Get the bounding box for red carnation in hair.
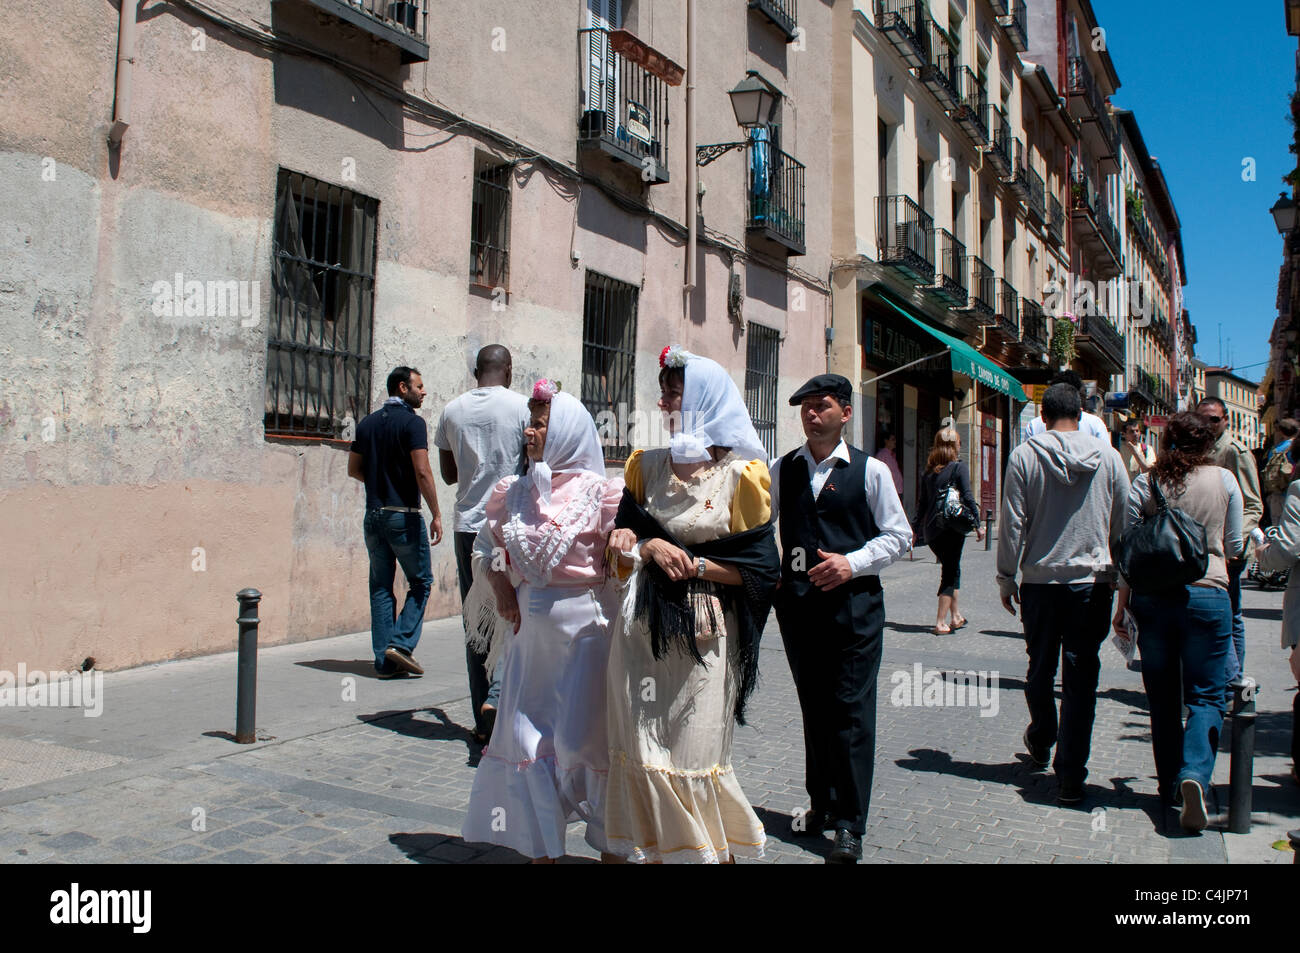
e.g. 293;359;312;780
659;346;671;369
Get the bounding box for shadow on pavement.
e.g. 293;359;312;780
296;659;385;677
885;622;945;635
358;706;483;766
751;805;832;861
976;628;1024;640
389;832;600;864
1241;607;1283;621
1096;687;1149;711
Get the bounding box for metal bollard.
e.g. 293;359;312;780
984;509;993;551
235;588;262;744
1226;676;1257;834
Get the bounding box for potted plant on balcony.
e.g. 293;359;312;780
1050;312;1077;368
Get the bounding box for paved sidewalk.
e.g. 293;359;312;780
0;546;1295;863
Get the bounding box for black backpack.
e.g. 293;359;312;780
1116;476;1209;593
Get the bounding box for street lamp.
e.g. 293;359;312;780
1271;192;1298;234
696;75;778;165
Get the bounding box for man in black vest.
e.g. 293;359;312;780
771;374;912;863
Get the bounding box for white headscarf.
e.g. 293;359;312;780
527;390;606;504
669;352;770;464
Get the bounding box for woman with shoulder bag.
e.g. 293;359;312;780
1251;470;1300;785
1111;411;1242;831
914;427;983;635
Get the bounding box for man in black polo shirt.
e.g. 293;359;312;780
349;366;444;678
771;374;912;863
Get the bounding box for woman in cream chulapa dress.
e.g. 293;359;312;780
604;348;778;863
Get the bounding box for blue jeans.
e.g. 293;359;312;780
1223;559;1246;685
1132;585;1231;796
364;510;433;672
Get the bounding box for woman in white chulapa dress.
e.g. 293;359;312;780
460;382;622;861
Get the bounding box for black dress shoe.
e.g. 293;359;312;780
792;809;830;837
827;828;862;864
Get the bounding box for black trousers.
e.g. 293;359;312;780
455;531;496;735
1020;581;1113;785
777;589;885;835
928;529;966;597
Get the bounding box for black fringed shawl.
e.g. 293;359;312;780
614;488;780;725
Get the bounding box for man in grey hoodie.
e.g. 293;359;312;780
997;383;1130;804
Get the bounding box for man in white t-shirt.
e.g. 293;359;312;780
434;345;530;744
1024;370;1111;443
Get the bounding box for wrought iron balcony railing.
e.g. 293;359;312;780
1048;193;1065;246
874;0;929;67
986;104;1014;177
1077;313;1124;371
952;68;990;147
964;254;996;317
1021;299;1047;351
998;0;1027;51
1067;55;1117;164
302;0;429;63
749;0;799;42
877;195;935;283
994;279;1020;342
918;19;960;108
749;142;806;255
926;227;967;305
1012;142;1046;222
578;28;671;183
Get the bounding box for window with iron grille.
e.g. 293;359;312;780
470;158;511;289
581;271;638;462
745;323;780;459
265;169;377;439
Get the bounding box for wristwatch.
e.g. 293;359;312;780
696;557;708;578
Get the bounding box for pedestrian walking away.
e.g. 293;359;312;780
1198;397;1263;691
771;373;912;863
1112;410;1241;832
1023;369;1111;444
348;365;444;678
913;427;983;635
997;383;1129;806
603;346;780;864
1260;417;1298;528
460;383;623;862
435;344;530;743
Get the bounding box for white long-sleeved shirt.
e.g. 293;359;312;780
769;440;913;578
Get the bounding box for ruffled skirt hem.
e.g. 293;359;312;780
462;753;608;859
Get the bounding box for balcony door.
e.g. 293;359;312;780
585;0;623;137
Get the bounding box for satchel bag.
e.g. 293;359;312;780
1116;477;1208;593
932;464;979;535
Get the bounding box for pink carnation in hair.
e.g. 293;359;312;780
532;378;559;402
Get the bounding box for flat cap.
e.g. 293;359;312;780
789;373;853;406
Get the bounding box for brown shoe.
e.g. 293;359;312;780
384;647;424;676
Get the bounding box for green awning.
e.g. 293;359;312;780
878;297;1028;402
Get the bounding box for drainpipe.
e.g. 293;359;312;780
684;0;697;303
109;0;137;148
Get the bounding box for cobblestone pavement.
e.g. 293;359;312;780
1;546;1295;864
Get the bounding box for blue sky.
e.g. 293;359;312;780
1092;0;1293;382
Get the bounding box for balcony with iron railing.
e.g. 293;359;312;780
578;28;671;183
299;0;429;62
918;19;960;109
1066;56;1118;171
1020;299;1048;353
1010;141;1046;221
874;0;929;67
749;0;799;42
986;104;1014;178
925;227;967;306
877;195;935;283
960;254;997;319
1128;365;1155;406
1076;313;1124;373
749;141;806;255
1048;193;1065;246
988;279;1020;346
952;68;990;148
998;0;1028;52
1069;160;1121;279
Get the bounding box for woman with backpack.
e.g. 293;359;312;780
914;427;982;635
1111;411;1243;832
